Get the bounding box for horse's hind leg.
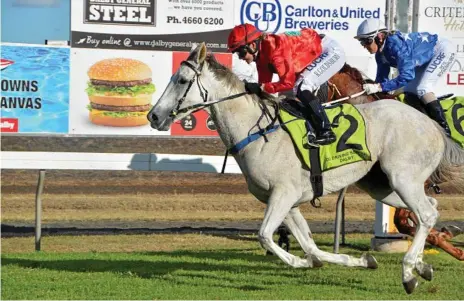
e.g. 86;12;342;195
390;180;439;294
259;187;319;268
283;207;377;268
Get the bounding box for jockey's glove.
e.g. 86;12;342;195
244;81;263;95
363;83;382;95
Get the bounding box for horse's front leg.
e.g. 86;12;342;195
258;187;317;268
284;207;377;269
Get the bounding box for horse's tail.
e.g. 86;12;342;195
430;126;464;192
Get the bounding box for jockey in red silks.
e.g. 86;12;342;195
355;18;455;136
227;23;346;146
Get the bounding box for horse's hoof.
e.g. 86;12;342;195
403;278;418;294
306;254;323;268
361;253;378;270
362;253;378;269
418;264;433;281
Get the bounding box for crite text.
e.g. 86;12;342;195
88;5;152;23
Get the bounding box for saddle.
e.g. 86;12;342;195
278;96;372;204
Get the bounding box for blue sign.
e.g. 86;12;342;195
240;0;381;33
0;44;70;133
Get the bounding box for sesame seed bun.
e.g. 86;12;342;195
87;58;152;81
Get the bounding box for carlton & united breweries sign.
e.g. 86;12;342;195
84;0;156;26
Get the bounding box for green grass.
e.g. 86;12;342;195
2;234;463;300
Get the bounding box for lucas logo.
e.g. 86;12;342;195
426;52;446;73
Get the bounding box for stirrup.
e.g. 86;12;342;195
314;132;336;145
306;132;320;148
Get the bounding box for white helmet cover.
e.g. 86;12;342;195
355;18;388;39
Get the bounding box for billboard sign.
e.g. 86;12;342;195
1;44;70;134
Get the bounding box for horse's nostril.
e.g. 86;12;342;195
148;113;158;123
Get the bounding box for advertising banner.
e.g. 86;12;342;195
416;0;464;97
69;48;172;135
0;44;70;134
70;0;234;53
70;0;235;136
235;0;386;79
170;52;232;136
68;0;387;137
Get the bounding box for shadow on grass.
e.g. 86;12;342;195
2;249;277;278
2;247;387;293
210;233;371;253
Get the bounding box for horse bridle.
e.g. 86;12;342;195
170;60;208;117
169;59;248;117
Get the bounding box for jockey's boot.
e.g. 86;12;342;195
298;90;336;145
425;100;451;137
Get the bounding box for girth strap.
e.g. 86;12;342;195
309;146;323;207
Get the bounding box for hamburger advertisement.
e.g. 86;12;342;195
69;49;172;135
86;58;155;127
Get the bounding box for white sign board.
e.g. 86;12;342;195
416;0;464;96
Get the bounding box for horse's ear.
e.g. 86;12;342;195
187;43;202;62
198;42;207;64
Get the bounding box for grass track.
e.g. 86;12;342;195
2;233;463;300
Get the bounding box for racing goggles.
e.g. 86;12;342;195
234;45;251;59
358;37;374;46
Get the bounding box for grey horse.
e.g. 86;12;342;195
148;43;464;294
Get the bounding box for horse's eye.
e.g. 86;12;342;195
179;78;188;85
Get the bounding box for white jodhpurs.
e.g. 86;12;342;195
403;37;456;98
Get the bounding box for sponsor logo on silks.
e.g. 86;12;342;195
279;103;371;171
0;118;19;132
426;52;446;73
0;59;14;71
284;31;301;36
313;53;341;77
305;52;330;72
240;0;381;33
440;97;464;148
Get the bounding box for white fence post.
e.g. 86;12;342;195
35;170;46;251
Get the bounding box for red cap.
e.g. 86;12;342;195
227;23;262;52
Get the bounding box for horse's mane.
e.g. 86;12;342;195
339;63;397;100
205;54;279;105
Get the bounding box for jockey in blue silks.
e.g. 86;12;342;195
355;18;455;136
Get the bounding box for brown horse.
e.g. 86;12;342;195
326;64;463;261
